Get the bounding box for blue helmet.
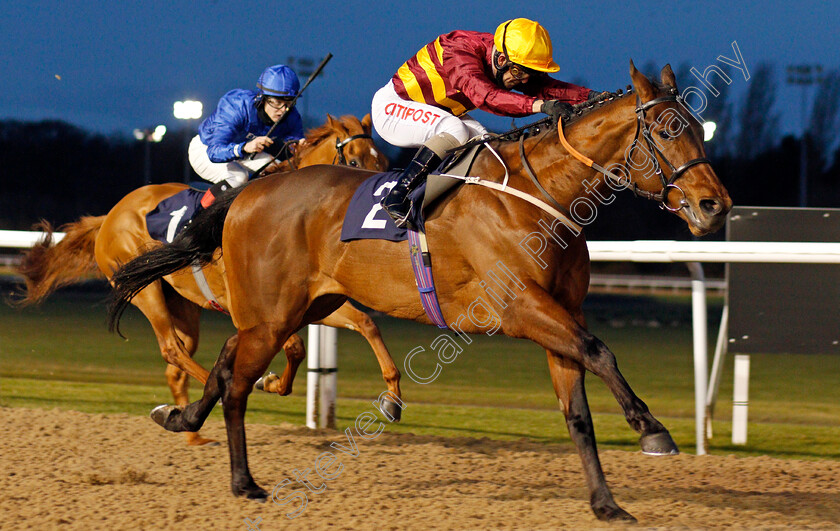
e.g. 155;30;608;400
256;64;300;98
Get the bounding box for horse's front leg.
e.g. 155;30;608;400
580;331;679;455
504;287;675;521
319;302;403;420
517;288;677;454
546;351;635;522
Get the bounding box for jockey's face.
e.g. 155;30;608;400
500;66;532;89
492;50;534;89
263;97;292;121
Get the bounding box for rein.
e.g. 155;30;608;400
258;132;373;176
435;90;711;227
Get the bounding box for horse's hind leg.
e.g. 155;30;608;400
164;290;218;446
257;333;306;395
152;333;239;434
319;301;403;419
128;281;211;384
546;351;635;522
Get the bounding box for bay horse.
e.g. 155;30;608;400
15;114;399;446
107;63;731;521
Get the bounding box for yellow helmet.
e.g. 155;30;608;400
494;18;560;73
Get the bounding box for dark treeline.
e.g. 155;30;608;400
2;63;839;239
0;120;195;230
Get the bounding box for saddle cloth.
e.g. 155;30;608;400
146;188;204;243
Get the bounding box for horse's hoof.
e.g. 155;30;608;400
593;503;636;522
254;372;279;392
640;431;680;456
380;396;402;422
234;484;269;503
151;404;178;428
246;490;268;503
151;404;189;432
185;433;220;447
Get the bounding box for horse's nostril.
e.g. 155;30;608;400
699;198;723;216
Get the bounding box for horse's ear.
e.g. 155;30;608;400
660;64;677;89
326;114;339;129
629;59;656;101
361;113;372;134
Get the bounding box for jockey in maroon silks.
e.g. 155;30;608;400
371;18;601;228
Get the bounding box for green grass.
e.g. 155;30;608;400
2;286;839;460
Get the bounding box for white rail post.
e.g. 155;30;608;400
732;354;750;444
705;304;729;439
686;262;708;455
319;326;338;429
306;325;321;429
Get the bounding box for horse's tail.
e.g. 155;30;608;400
12;216;105;306
107;187;243;334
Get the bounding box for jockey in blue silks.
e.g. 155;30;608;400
188;64;305;207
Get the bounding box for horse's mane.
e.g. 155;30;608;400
564;88;636;126
297;115;361;158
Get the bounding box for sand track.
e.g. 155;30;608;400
2;407;839;530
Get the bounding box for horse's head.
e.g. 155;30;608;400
626;60;732;235
298;114;389;171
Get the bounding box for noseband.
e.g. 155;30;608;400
333;134;373;165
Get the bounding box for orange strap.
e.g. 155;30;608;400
557;120;595;168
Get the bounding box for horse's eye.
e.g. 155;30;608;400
658;130;672;140
349;160;359;167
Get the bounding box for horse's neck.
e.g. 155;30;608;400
483;98;637;211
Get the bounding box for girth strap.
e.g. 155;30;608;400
190;262;228;314
407;229;448;328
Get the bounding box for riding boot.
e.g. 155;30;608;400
380;146;442;228
200;179;234;209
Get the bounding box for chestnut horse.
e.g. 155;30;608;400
16;114;399;446
108;64;731;521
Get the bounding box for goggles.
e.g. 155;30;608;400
264;96;295;110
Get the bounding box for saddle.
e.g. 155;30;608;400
340;141;485;242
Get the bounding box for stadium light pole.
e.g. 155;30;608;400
786;64;824;207
173;100;203;182
133;125;167;186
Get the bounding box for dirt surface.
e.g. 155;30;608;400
2;407;839;530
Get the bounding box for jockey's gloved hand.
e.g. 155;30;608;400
541;100;573;123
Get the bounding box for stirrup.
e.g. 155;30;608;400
382;201;414;229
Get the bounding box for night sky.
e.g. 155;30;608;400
2;1;837;140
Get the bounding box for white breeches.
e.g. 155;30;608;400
187;135;274;186
371;80;487;149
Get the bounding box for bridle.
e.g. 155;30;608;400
549;89;711;212
333;133;373;166
625;89;712;211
